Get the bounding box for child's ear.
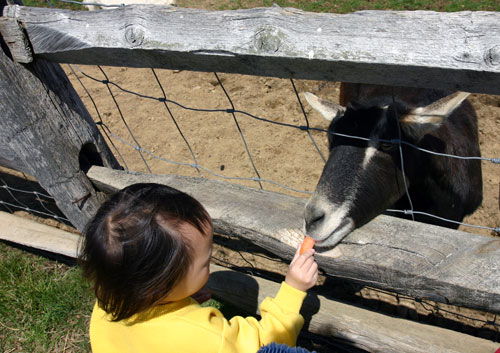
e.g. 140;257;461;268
399;92;470;141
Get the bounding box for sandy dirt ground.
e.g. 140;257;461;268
62;0;500;237
65;65;500;238
2;2;499;350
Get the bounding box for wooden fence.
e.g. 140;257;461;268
1;2;500;352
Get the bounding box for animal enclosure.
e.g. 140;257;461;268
1;2;500;352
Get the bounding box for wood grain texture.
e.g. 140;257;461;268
1;210;497;353
0;211;80;257
0;39;120;231
87;166;500;314
0;16;32;63
2;5;500;93
208;266;499;353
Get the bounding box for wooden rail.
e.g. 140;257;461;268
1;5;500;94
87;166;500;315
1;210;498;353
1;4;500;350
0;22;120;231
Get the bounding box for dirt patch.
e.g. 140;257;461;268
59;0;500;237
65;65;500;237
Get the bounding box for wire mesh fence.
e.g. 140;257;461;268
1;0;500;345
65;63;500;235
0;168;70;225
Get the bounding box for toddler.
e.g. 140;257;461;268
79;183;318;353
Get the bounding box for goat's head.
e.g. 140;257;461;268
303;91;470;250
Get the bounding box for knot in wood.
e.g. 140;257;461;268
124;26;145;47
253;27;283;54
484;45;500;66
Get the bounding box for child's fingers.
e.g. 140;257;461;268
289;250;317;280
300;255;317;274
293;248;316;268
306;261;318;277
299;248;316;262
290;243;302;264
285;249;319;291
301;253;318;272
302;260;318;284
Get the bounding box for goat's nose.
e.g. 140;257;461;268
305;203;325;231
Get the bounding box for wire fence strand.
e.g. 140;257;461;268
66;64;499;234
210;240;500;337
1;0;498;342
0;178;70;222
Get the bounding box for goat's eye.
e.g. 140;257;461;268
380;142;395;151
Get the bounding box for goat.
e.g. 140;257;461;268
304;83;483;250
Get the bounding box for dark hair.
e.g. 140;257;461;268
78;183;211;321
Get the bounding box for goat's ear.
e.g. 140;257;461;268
304;92;346;122
399;92;470;140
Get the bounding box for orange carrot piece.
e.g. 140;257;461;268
299;236;316;254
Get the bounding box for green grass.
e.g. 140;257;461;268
20;0;85;10
0;242;93;353
0;241;244;353
19;0;500;11
215;0;500;12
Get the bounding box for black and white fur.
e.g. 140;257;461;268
304;85;483;250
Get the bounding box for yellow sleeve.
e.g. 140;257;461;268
217;281;307;353
89;282;306;353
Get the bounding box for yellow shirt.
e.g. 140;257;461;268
89;282;307;353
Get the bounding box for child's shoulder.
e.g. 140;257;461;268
151;299;227;338
152;298;225;323
178;298;226;324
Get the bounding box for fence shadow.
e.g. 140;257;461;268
320;276;500;342
211;232;500;343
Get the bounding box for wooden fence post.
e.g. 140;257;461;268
0;1;120;231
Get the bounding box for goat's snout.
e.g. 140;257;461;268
304;201;327;236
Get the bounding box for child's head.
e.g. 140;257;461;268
79;183;212;321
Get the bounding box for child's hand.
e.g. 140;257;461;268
285;244;318;292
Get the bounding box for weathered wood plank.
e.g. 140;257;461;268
0;211;80;258
87;165;500;314
209;267;499;353
2;5;500;94
1;210;498;353
0;31;121;231
0;16;32;63
0;145;30;174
